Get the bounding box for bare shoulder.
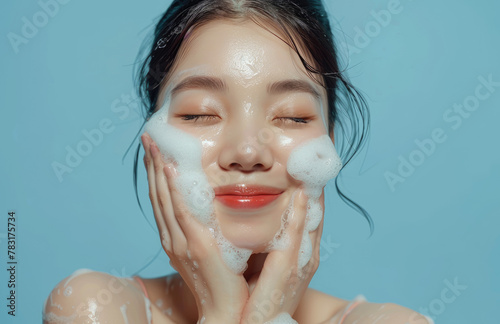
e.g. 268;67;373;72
43;269;150;324
295;289;432;324
331;298;433;324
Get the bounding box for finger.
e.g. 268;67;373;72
150;138;187;255
244;189;309;315
302;194;325;277
142;133;171;251
163;163;214;255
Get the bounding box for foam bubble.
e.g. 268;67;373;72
305;199;322;232
298;231;312;270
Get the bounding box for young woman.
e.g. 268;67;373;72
43;1;433;323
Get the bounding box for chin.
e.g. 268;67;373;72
218;220;280;252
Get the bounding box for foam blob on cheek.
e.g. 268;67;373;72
286;135;342;269
143;96;251;273
144;102;215;225
286;135;342;198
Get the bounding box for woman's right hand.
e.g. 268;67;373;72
141;132;249;324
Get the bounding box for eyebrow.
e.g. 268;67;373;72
170;75;321;101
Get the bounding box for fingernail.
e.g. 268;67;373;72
164;164;175;178
141;133;148;145
170;164;178;177
164;165;171;178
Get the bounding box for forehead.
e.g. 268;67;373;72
164;19;321;92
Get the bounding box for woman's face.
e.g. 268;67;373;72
155;19;332;252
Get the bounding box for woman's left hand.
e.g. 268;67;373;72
241;189;322;324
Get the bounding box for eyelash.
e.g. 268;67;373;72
276;117;309;124
180;115;310;124
180;114;218;122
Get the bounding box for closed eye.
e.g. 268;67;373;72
179;114;219;122
179;115;311;125
275;117;311;125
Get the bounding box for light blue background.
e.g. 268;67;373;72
1;0;499;323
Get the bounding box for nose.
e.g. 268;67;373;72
218;124;274;172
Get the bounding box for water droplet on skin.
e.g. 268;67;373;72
193;273;198;279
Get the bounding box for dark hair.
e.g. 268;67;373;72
126;0;373;272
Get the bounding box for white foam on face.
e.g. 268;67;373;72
145;102;215;225
263;312;298;324
287;135;342;199
144;89;252;274
286;135;342;272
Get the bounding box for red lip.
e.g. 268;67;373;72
214;185;284;209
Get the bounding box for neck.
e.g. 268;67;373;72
244;253;268;293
